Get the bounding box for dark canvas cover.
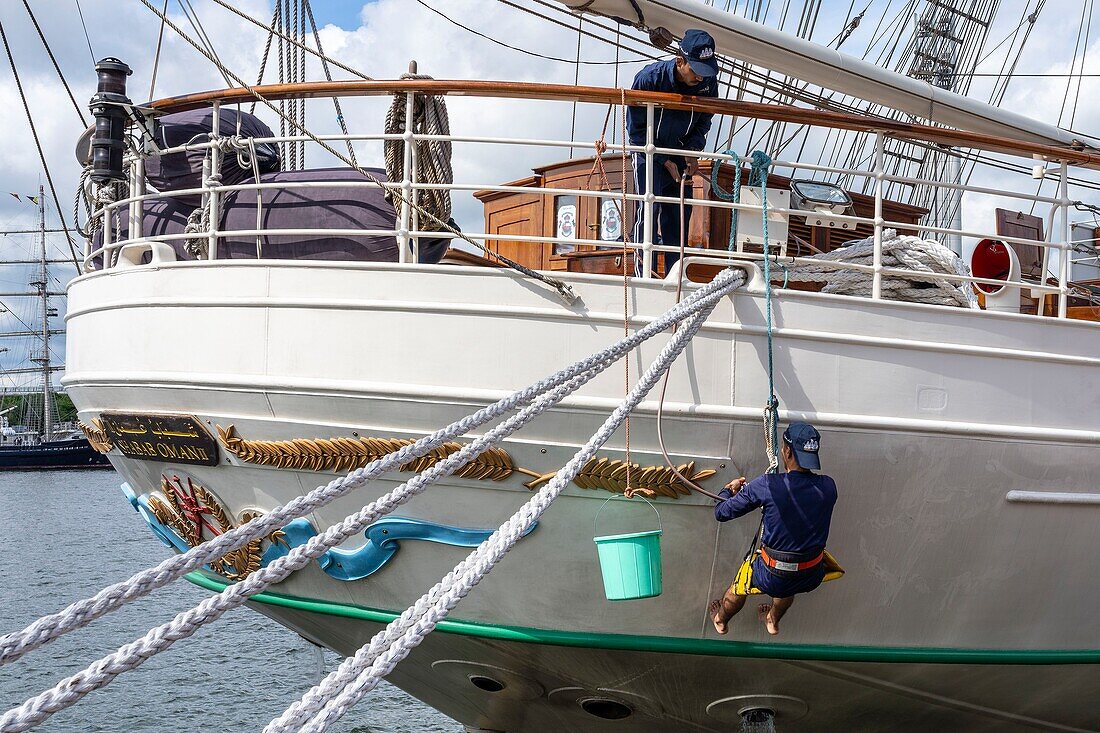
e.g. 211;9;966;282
218;168;451;264
144;108;281;205
91;167;450;267
88;196;195;269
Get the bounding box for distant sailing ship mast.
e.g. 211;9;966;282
27;184;53;442
0;185;68;444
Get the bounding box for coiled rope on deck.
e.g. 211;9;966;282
0;269;745;733
785;230;977;308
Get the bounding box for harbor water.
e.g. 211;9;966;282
0;469;457;732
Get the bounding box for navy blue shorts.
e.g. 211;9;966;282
750;556;826;598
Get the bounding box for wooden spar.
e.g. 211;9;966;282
146;79;1100;168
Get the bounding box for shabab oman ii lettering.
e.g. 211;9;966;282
99;412;220;466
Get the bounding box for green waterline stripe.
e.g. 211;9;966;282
185;572;1100;665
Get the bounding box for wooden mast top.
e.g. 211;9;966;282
147;79;1100;168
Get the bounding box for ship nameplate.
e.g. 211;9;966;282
100;413;218;466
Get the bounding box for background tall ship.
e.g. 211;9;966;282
0;186;106;469
3;0;1099;730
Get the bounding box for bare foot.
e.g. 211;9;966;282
758;604;779;635
708;599;728;635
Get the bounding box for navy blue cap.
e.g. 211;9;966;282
783;422;821;470
679;30;719;78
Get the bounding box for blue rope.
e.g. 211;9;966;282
748;150;781;472
709;150;742;253
712;150;781;471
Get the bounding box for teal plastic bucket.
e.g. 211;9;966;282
593;495;663;601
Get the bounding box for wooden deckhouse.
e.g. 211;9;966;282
476;156;927;276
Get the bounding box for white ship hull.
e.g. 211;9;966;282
64;260;1100;731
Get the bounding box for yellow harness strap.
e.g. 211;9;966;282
730;549;845;596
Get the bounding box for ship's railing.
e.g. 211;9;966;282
83;80;1100;318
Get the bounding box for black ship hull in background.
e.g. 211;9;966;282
0;438;109;469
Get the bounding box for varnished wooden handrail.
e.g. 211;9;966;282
149;79;1100;168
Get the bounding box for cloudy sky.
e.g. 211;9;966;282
0;0;1096;387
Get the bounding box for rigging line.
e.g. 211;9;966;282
959;72;1100;76
1069;0;1094;129
137;0;578;303
292;0;300;171
178;0;233;88
1057;0;1090;127
974;2;1028;66
512;0;661;60
421;0;646;65
299;0;307;168
0;20;81;273
206;0;371;80
985;1;1039;80
149;0;170;100
505;0;817;111
249;0;280;116
570;14;583;158
515;0;847;109
73;0;96;65
993;0;1046;101
20;0;88;128
278;0;287;164
303;0;356;166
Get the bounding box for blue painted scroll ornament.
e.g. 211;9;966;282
259;516;537;581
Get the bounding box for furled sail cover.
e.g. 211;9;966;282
144;108;281;205
90;167;451;268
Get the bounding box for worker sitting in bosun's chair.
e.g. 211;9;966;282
709;422;837;636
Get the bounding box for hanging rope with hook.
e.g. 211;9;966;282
585;92;637;496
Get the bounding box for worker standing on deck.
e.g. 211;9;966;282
708;423;837;636
627;29;719;276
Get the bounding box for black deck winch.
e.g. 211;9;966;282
88;57;132;183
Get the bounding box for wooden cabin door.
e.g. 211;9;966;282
995;208;1045;280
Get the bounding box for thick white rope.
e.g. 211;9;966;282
0;266;742;671
0;369;595;732
0;269;744;733
786;230;977;308
272;287;725;733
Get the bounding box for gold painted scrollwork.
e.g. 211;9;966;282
215;425;720;500
217;424;541;483
80;419;113;453
147;475;284;581
522;457;717;498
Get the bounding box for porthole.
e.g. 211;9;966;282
468;675;506;693
580;698;632;720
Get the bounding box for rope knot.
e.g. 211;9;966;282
749;150;772;186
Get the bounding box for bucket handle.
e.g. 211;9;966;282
593;493;662;538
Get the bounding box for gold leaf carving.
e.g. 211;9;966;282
148;475;277;582
523;458;717;499
217;424;536;483
80;418;113;453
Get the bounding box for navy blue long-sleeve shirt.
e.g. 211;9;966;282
714;472;837;554
626;59;718;152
